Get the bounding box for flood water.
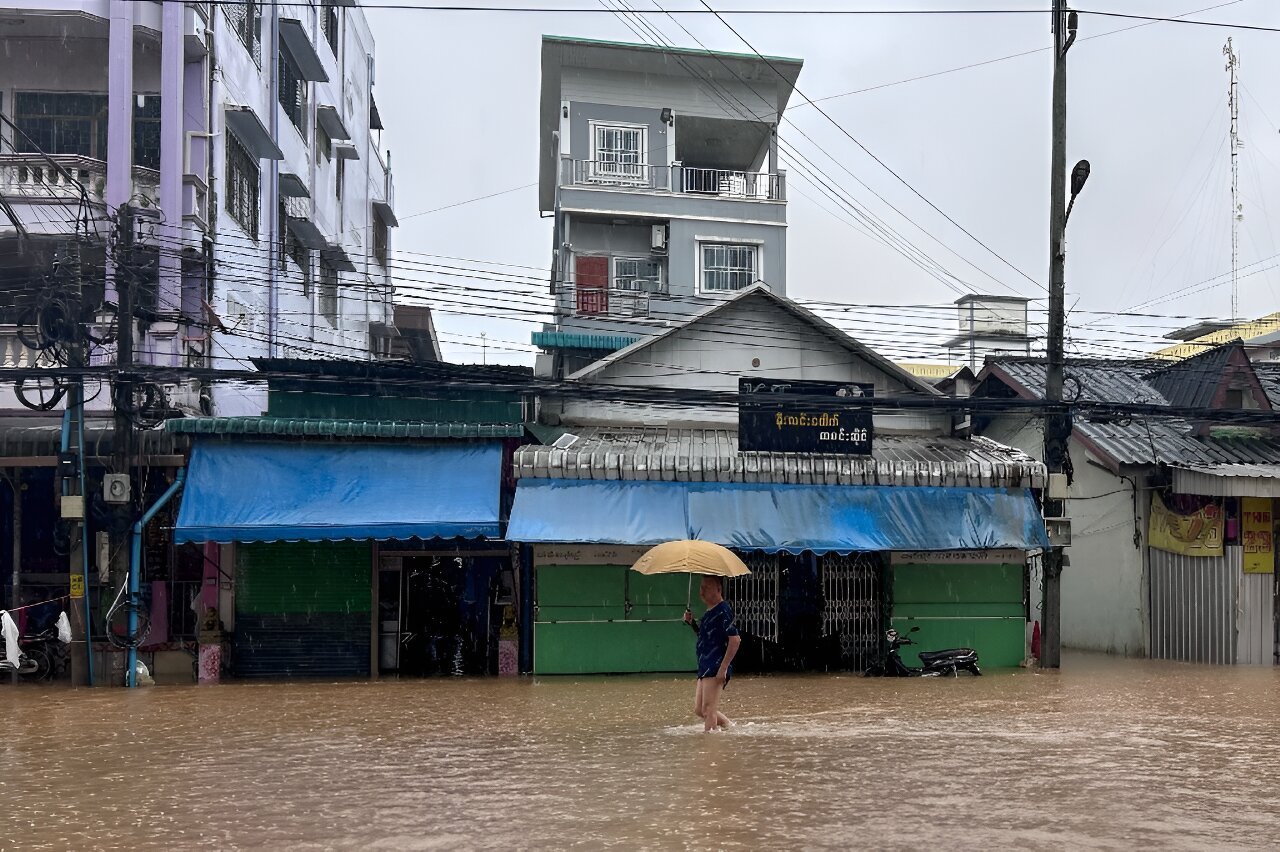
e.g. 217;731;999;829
3;653;1278;850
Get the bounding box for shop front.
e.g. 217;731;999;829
508;428;1050;675
173;439;508;679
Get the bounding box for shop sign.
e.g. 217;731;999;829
891;549;1026;565
738;378;874;454
533;544;651;566
69;573;84;599
1241;497;1274;574
1148;494;1224;557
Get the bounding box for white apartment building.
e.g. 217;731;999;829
0;0;398;417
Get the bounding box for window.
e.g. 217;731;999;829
336;156;344;202
278;48;308;136
612;257;663;293
373;213;388;268
13;92;161;169
225;133;260;238
319;260;339;324
280;199;312;294
225;1;262;63
589;122;646;183
699;243;759;293
316;124;332;162
321;1;340;56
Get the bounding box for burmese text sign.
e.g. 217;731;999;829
738;378;874;454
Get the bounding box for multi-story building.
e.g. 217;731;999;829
0;0;398;416
532;36;802;378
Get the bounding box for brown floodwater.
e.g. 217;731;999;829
3;652;1278;850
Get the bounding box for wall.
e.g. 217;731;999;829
561;66;778;122
982;416;1147;656
568;102;669;170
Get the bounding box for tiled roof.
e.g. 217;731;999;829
164;417;523;439
530;331;640;351
514;426;1044;488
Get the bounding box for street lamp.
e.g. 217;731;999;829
1065;159;1090;223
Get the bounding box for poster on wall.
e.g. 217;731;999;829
1240;497;1274;574
1148;493;1224;557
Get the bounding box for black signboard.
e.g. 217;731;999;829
738;378;874;455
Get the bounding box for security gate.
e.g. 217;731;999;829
726;553;780;642
821;553;883;670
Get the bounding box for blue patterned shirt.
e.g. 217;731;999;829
695;600;740;679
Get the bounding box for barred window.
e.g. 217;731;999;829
699;243;758;293
225;1;262;63
14;92;161;169
373;213;388;268
289;236;311;296
278;48;307;136
319;259;339;324
225;134;260;238
321;2;340;55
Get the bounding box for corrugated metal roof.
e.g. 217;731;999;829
164;417;523;439
984;357;1280;468
1172;464;1280;497
1146;342;1239;410
514;426;1044;488
0;421;186;458
530;331;639;351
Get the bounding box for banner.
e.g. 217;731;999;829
1148;494;1223;557
1241;497;1274;574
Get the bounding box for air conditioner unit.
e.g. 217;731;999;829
651;224;668;253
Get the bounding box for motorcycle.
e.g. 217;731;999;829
864;626;982;677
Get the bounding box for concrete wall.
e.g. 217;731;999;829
568;102;669;170
982;417;1147;656
561;66;778;122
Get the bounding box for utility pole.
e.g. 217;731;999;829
1043;0;1078;670
1225;38;1242;321
111;205;135;686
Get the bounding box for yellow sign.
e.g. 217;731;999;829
1149;494;1224;557
1241;497;1274;574
69;573;85;599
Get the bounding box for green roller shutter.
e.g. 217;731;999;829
234;541;372;678
891;560;1026;668
534;564;702;674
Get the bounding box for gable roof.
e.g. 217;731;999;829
1144;340;1271;412
567;284;942;396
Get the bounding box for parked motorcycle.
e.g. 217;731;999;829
864;626;981;677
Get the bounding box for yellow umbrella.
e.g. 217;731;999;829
631;540;752;578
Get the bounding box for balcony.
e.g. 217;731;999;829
0;326;57;369
0;155;160;235
564;159;784;201
575;279;667;320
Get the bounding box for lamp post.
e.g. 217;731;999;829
1043;1;1088;669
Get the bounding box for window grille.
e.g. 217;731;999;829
591;123;645;182
820;553;883;670
13;92;161;169
726;553;780;643
612;256;664;292
319;260;339;324
224;1;262;63
225;133;260;238
278;48;308;136
321;2;340;55
700;243;758;293
373;213;389;268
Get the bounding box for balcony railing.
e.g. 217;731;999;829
575;279;666;319
1;326;58;369
563;159;785;201
0;154;160;207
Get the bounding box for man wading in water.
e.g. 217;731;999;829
684;575;742;732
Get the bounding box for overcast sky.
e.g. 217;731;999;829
365;1;1280;365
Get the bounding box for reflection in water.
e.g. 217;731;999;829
3;653;1278;850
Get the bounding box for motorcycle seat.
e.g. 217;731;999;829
918;648;977;663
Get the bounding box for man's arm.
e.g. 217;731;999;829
717;634;741;680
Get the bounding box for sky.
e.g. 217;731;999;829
364;1;1280;366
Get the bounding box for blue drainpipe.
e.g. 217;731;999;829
127;468;185;687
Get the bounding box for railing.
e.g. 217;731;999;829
563;158;785;201
575;281;665;319
0;326;58;369
0;154;160;207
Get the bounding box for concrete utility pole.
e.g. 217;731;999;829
1043;0;1079;669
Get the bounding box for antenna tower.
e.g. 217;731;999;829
1225;38;1242;321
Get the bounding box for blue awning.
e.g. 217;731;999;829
508;479;1049;553
175;442;502;544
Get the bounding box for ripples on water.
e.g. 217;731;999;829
3;653;1278;850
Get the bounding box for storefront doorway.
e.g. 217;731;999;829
378;551;512;676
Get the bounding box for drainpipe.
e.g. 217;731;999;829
267;4;281;357
126;469;186;687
